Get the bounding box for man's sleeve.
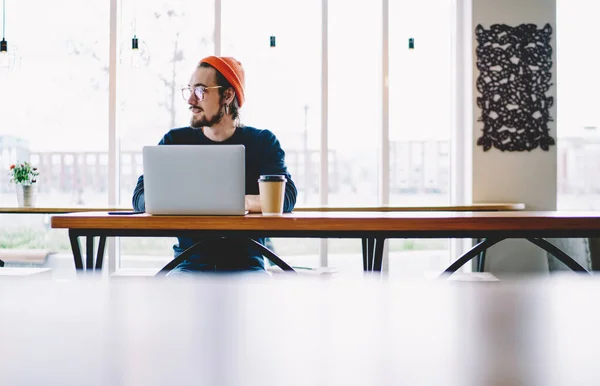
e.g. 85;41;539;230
131;133;172;212
132;175;145;211
259;130;298;213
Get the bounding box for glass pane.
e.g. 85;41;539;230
223;0;322;268
0;0;108;270
0;0;109;206
0;213;75;279
556;0;600;210
388;0;453;277
329;0;381;206
389;0;451;205
117;0;215;269
327;0;382;271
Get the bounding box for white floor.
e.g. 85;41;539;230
4;249;454;280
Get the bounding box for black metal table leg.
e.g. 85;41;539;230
442;238;505;276
156;240;209;275
156;238;298;276
361;238;368;271
372;238;386;272
68;230;84;270
360;238;379;272
95;236;107;270
245;238;297;273
478;247;487;272
443;237;591;278
474;238;488;272
527;238;590;273
367;238;375;271
86;237;95;271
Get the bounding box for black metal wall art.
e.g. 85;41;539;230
475;23;555;151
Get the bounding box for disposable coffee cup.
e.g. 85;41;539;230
258;175;287;216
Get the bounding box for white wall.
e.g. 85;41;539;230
471;0;556;274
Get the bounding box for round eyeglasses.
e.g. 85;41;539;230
181;85;222;101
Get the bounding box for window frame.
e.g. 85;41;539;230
105;0;465;274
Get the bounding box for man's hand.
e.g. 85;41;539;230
245;195;261;213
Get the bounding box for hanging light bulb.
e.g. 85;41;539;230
0;0;15;72
131;34;141;68
0;37;8;69
0;38;18;72
119;39;149;69
121;34;149;69
0;0;18;74
119;0;149;69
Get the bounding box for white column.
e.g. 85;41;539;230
214;0;221;56
380;0;390;273
107;0;119;274
319;0;329;267
471;0;557;274
450;0;474;269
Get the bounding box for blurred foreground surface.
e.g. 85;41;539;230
0;274;599;385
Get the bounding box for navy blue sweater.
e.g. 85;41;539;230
132;126;298;271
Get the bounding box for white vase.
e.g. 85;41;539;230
16;184;36;207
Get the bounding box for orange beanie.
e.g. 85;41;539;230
199;56;246;108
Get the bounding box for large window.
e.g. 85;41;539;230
556;0;600;210
117;0;215;202
0;0;109;205
326;0;382;272
0;0;460;277
221;0;322;268
387;0;453;276
117;0;215;268
0;0;109;261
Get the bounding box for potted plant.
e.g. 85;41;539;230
8;162;39;207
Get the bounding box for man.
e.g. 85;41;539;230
132;56;297;274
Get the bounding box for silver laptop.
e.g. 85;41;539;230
143;145;246;215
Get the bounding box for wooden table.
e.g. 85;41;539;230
0;203;523;270
50;211;598;276
1;276;600;385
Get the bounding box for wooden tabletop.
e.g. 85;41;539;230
0;276;599;385
293;203;526;211
0;202;524;214
50;210;600;233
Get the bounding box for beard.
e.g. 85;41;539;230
190;104;225;128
